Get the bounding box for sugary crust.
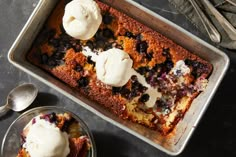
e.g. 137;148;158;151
27;0;212;135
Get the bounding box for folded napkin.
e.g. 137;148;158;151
169;0;236;49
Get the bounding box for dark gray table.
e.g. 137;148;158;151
0;0;235;156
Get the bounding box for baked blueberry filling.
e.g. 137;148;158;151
77;77;89;87
103;12;113;24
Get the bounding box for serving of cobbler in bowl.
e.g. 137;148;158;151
1;106;96;157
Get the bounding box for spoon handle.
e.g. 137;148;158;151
0;104;7;113
189;0;221;43
202;0;236;40
226;0;236;7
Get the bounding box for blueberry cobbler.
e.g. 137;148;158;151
17;112;91;157
27;0;212;135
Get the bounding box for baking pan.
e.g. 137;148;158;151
8;0;229;155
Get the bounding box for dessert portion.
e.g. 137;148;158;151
85;47;133;87
27;0;213;135
17;112;91;157
62;0;102;40
82;47;162;108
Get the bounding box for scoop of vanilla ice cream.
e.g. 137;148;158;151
96;48;133;87
24;117;70;157
62;0;102;40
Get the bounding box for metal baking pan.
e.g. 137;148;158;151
8;0;229;155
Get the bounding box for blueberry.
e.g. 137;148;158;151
103;28;114;38
64;43;72;50
49;38;60;47
95;29;104;40
131;80;147;94
131;75;138;81
157;66;167;77
41;54;48;64
104;44;113;50
155;99;166;108
165;60;174;71
137;66;150;75
130;90;138;98
95;40;105;49
47;58;57;66
191;70;199;78
120;88;130;98
176;89;187;99
136;34;142;42
56;60;65;66
185;59;199;68
60;35;70;44
49;112;57;123
148;75;158;87
162;48;170;56
61;120;71;132
103;13;113;24
112;87;121;94
139;94;150;103
152;64;160;71
75;64;83;72
184;59;206;78
176;69;182;76
146;52;153;61
136;41;148;53
86;41;94;49
77;77;89;87
87;56;95;66
47;29;56;39
193;61;200;68
140;41;148;52
53;52;64;60
184;59;193;66
73;45;82;52
112;86;130;98
125;32;135;38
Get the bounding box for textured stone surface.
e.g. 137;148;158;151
0;0;235;156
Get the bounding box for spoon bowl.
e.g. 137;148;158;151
0;84;38;113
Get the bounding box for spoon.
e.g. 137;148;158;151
0;84;38;113
202;0;236;41
189;0;221;43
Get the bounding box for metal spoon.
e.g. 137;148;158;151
226;0;236;7
189;0;221;43
202;0;236;40
0;84;38;113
